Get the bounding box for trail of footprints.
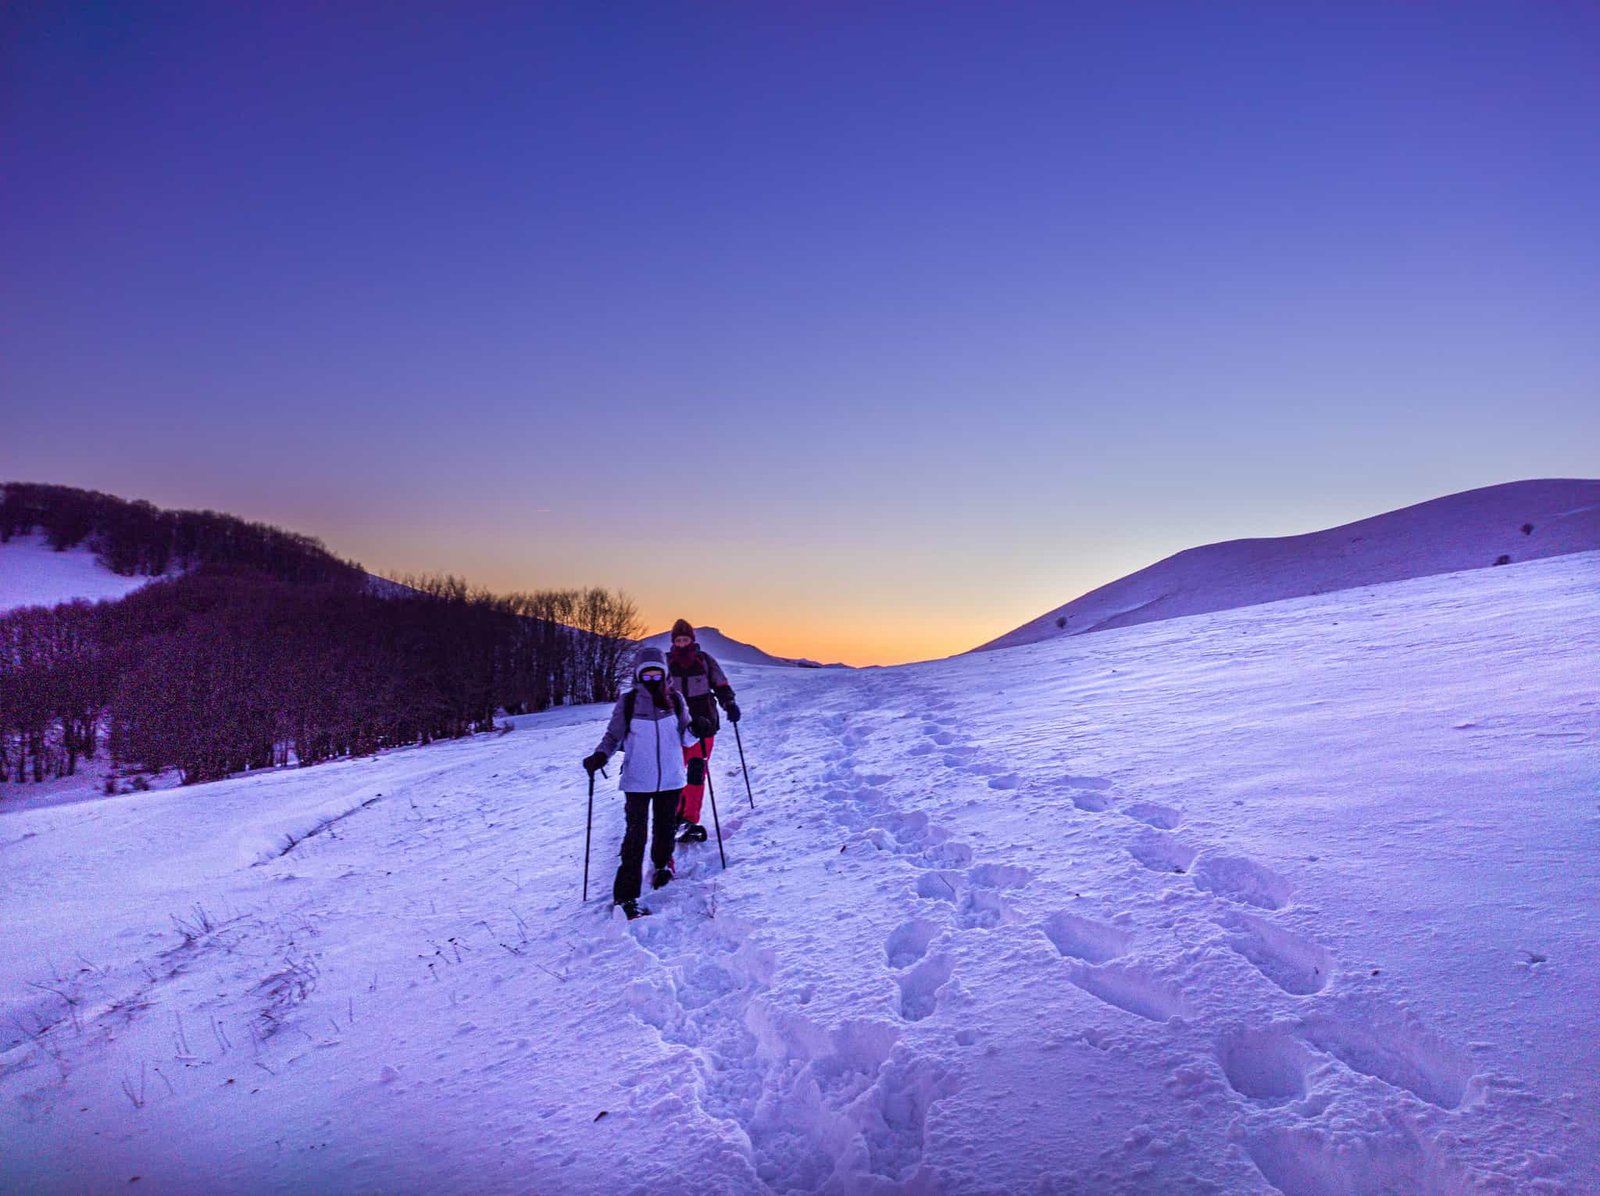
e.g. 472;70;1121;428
895;701;1486;1189
1036;765;1487;1189
615;690;1488;1192
613;690;969;1193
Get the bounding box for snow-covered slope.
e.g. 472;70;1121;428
639;624;846;669
3;552;1597;1193
0;533;156;613
978;478;1600;652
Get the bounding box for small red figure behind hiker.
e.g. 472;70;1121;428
666;619;739;843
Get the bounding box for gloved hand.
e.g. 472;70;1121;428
690;716;715;740
724;701;741;724
582;752;607;776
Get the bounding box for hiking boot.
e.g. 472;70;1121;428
619;899;650;920
678;822;708;843
651;866;674;890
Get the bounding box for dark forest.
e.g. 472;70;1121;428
0;484;639;788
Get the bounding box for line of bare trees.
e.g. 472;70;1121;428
1;570;642;789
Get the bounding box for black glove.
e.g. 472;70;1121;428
725;701;741;724
686;756;706;786
582;752;607;776
689;716;715;740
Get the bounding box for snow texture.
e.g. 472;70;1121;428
2;550;1597;1194
978;478;1600;651
0;534;156;613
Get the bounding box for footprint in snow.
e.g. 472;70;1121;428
1042;912;1133;964
885;919;940;969
810;1019;900;1105
1066;961;1194;1022
914;871;964;902
879;810;930;844
924;840;974;869
1071;790;1113;813
859;1053;960;1183
1126;830;1198;874
1191;854;1293;910
1060;774;1113;791
1121;801;1183;829
1295;1002;1478;1110
965;862;1032;890
1219;910;1332;995
1215;1024;1315;1104
1244;1122;1478;1196
953;886;1010;930
897;954;955;1022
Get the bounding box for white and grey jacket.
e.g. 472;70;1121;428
593;649;702;793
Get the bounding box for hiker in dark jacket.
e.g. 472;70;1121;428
665;619;740;842
583;646;712;919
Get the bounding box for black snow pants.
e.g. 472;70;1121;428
613;789;680;904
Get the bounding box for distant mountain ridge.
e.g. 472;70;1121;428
975;479;1600;653
638;625;850;669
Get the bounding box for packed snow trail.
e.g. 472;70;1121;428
3;551;1597;1193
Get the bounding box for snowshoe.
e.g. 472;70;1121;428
677;822;708;843
651;866;674;890
619;899;651;921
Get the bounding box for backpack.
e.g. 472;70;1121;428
622;687;685;727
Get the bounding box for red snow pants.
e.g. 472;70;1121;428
679;736;715;823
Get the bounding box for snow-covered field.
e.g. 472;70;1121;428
0;534;155;613
3;551;1596;1194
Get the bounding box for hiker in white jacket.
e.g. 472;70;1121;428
583;646;712;918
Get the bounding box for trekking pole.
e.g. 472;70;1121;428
702;740;727;870
733;720;754;810
583;770;595;901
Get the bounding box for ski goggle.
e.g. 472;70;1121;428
639;668;665;682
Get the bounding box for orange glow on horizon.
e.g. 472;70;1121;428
635;610;1020;668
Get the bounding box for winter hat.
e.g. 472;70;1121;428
634;645;670;680
671;619;695;641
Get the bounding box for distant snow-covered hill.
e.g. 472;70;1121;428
0;533;157;613
638;624;849;668
976;478;1600;652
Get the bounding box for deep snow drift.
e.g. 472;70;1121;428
3;551;1597;1194
978;478;1600;652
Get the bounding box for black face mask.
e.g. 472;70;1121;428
640;676;671;709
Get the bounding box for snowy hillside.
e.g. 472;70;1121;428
639;625;847;669
0;533;156;613
4;551;1597;1193
979;478;1600;652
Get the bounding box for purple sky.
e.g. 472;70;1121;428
4;2;1597;664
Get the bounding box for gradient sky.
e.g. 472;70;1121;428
4;2;1597;665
